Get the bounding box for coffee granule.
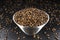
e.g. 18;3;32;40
14;8;48;27
0;24;2;29
17;37;20;40
23;36;25;38
52;28;56;32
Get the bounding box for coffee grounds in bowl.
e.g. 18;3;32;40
14;8;48;27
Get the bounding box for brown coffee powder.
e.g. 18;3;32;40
14;8;48;27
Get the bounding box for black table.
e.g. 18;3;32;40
0;0;60;40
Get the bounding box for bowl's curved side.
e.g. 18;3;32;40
13;13;27;34
13;13;24;29
35;12;50;34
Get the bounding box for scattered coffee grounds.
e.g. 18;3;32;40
17;37;20;40
23;36;25;38
0;24;2;29
52;28;56;32
14;8;48;27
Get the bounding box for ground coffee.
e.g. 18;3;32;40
14;8;48;27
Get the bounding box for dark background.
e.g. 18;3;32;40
0;0;60;40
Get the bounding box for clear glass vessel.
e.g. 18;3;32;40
13;11;49;35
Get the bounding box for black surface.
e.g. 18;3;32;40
0;0;60;40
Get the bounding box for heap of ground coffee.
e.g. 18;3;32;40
14;8;48;27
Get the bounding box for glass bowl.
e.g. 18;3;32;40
13;11;49;35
